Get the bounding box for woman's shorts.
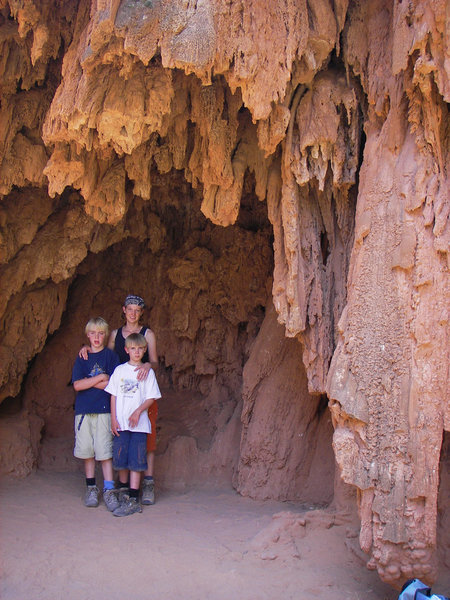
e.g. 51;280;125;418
113;430;148;472
147;401;158;453
74;413;113;461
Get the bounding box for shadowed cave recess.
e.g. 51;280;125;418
0;0;448;590
1;167;336;505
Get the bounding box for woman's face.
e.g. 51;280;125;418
123;303;143;323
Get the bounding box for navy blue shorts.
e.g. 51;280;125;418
113;431;148;472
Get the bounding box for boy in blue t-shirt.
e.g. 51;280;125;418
72;317;120;511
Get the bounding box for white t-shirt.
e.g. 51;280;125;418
105;362;161;433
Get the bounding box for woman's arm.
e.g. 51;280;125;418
145;329;158;369
134;329;158;381
78;345;90;360
108;329;118;351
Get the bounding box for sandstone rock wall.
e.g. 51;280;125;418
236;301;335;503
0;0;448;588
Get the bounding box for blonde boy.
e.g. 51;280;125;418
72;317;120;510
105;332;161;517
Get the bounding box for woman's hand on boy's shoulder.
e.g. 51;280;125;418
79;345;90;360
135;362;151;381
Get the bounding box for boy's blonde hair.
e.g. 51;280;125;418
85;317;109;336
125;332;147;348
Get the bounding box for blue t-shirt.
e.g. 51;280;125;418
72;347;120;415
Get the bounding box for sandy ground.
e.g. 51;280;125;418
2;472;449;600
0;471;411;600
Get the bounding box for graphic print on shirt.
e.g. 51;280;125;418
120;378;139;395
89;363;105;377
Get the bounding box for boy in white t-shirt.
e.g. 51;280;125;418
105;332;161;517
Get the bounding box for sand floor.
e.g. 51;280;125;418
1;471;448;600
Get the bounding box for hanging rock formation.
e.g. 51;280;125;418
0;0;448;588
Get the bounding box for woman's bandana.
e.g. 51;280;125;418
124;295;145;308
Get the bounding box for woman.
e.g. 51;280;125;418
110;295;158;374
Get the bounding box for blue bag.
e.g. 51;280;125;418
398;579;449;600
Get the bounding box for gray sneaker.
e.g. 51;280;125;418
103;489;119;512
113;497;142;517
118;487;129;504
84;485;99;508
141;479;155;505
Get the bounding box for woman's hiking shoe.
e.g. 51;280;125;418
103;489;119;512
84;485;99;507
141;479;155;505
113;497;142;517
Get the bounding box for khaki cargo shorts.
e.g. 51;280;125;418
74;413;113;461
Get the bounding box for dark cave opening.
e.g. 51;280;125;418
1;168;336;504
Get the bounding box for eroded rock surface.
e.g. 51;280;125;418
0;0;448;588
236;301;335;503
